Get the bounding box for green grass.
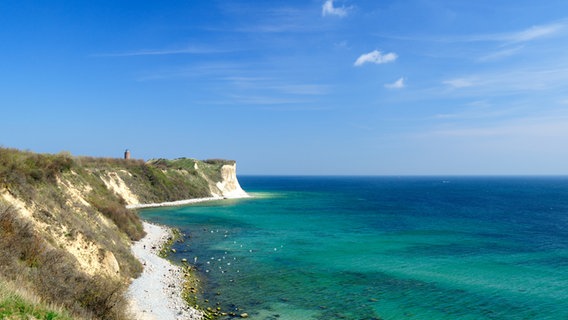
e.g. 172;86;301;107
0;278;76;320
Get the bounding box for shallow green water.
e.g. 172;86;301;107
140;176;568;319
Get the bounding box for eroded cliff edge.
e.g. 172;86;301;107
0;148;247;319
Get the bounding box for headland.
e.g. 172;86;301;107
0;148;248;319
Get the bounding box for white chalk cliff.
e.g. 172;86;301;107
213;163;249;199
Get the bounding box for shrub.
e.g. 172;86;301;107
0;204;46;269
91;199;145;241
203;159;236;165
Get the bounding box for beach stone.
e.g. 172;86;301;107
171;248;177;253
240;313;249;318
181;258;187;263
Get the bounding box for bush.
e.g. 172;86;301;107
203;159;236;165
0;148;75;205
91;199;145;241
0;204;45;269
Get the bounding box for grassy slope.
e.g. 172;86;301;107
0;277;76;320
0;148;233;320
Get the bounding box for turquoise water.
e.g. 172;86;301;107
140;177;568;319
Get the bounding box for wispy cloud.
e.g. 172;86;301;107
93;46;228;57
223;76;330;95
385;77;405;89
354;50;397;66
500;23;565;43
477;46;524;62
228;94;312;106
445;65;568;93
322;0;348;17
221;4;325;33
375;21;566;44
271;84;331;95
464;22;565;43
443;78;475;88
432;101;517;121
430;114;568;139
136;62;245;81
235;22;312;33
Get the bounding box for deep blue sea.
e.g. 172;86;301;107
139;176;568;320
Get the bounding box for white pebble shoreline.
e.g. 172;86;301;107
127;222;203;320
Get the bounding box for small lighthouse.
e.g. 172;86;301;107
124;149;131;160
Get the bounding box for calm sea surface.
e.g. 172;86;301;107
139;176;568;320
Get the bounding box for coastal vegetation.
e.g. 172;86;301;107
81;156;234;203
0;277;75;320
0;147;239;319
0;203;129;319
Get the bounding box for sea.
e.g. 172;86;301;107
139;176;568;320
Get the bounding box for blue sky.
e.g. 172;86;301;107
2;1;568;175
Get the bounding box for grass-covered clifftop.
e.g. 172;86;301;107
79;157;236;205
0;148;241;319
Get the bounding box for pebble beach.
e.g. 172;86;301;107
127;222;203;320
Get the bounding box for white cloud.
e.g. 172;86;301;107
385;77;405;89
354;50;398;66
322;0;347;17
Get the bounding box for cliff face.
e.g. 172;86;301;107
0;149;247;319
204;162;249;199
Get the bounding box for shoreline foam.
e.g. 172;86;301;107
126;194;251;210
127;222;203;320
126;197;223;210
